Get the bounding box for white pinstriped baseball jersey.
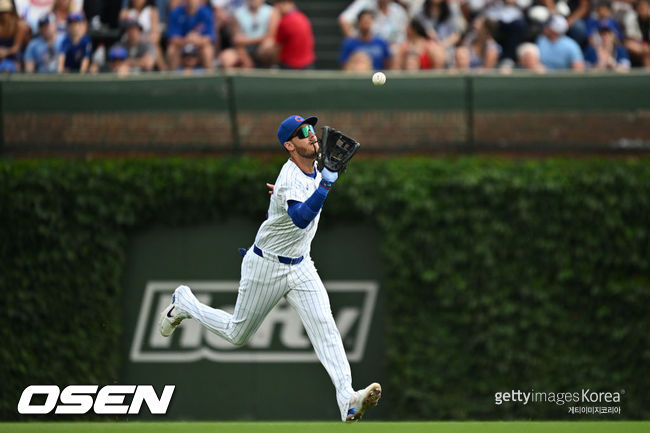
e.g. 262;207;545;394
254;159;322;258
170;156;356;421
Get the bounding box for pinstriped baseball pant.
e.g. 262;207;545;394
173;250;355;420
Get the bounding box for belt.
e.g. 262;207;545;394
253;245;304;265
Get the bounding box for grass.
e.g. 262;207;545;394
0;422;648;433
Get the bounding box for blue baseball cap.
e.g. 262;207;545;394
597;21;616;32
277;115;318;146
67;12;85;23
108;46;128;61
38;14;51;27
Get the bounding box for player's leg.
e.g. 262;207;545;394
284;260;359;421
161;252;289;345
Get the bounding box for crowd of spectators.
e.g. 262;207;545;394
339;0;649;71
0;0;649;74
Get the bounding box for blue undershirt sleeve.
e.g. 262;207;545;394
287;184;331;229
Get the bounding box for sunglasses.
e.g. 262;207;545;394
292;124;315;140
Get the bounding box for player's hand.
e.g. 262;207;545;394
266;183;274;195
321;167;339;184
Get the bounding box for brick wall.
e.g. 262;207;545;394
4;109;650;155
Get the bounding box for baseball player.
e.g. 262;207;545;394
159;115;381;422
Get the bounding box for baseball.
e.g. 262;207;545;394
372;72;386;86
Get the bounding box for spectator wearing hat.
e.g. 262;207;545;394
166;0;216;71
259;0;315;69
57;12;91;73
542;0;591;47
218;0;274;69
536;14;585;69
118;19;155;72
107;45;129;76
24;15;62;73
623;0;650;66
119;0;165;70
0;0;29;73
586;1;624;40
340;10;392;70
180;42;204;74
584;21;631;69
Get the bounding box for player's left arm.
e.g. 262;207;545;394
287;168;338;229
284;126;360;228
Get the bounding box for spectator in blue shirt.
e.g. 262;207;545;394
57;13;92;73
585;1;624;41
584;22;630;71
537;15;585;70
340;9;391;71
24;15;61;73
166;0;216;71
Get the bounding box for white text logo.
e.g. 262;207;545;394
130;281;378;363
494;389;623;406
18;385;174;415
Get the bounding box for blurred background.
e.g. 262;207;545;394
1;0;650;424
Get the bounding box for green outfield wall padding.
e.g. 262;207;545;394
1;76;229;113
2;73;649;152
472;75;650;111
230;75;467;111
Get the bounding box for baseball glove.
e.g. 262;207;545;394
317;126;361;173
